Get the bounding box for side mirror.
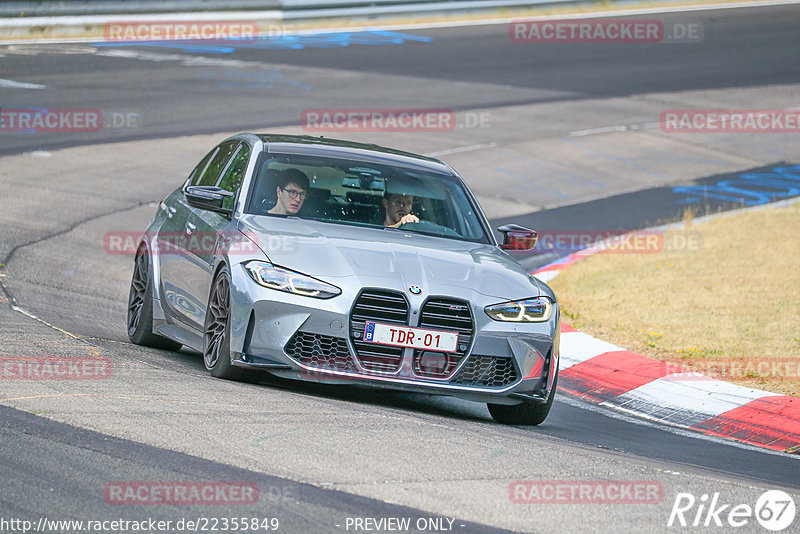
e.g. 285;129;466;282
185;186;233;217
498;224;538;251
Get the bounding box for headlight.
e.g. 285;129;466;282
485;297;552;322
244;261;341;299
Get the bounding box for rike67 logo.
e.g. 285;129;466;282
668;490;796;531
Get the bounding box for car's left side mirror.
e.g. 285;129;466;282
498;224;538;251
185;186;233;217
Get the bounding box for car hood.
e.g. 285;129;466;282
238;216;542;302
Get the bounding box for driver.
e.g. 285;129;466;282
268;169;309;216
382;193;419;228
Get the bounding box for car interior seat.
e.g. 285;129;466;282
251;167;280;214
298;188;332;219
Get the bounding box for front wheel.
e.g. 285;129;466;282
203;266;249;381
488;372;558;426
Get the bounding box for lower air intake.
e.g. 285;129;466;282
285;331;356;372
451;355;518;388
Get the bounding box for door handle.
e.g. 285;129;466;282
160;203;177;218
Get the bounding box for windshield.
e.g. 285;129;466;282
245;152;490;244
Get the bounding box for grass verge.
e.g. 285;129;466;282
550;201;800;397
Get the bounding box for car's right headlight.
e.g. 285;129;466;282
485;297;552;322
244;261;341;299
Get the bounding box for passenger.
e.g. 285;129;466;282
269;169;309;216
382;193;419;228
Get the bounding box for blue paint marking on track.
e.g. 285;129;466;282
91;31;433;54
673;164;800;206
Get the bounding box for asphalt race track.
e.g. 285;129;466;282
1;3;799;533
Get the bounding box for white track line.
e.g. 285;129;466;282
560;331;625;370
426;142;497;157
610;377;781;426
0;78;46;89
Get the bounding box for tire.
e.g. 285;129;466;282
127;247;182;351
488;372;558;426
203;265;249;381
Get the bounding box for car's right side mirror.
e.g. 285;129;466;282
498;224;538;251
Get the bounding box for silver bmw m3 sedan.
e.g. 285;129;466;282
127;134;560;425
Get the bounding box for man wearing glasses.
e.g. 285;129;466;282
382;193;419;228
269;169;310;216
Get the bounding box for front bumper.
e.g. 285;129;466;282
228;264;560;405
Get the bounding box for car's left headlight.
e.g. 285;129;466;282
244;261;341;299
485;297;552;322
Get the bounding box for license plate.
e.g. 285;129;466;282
363;322;458;353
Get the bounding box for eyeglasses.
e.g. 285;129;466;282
281;188;307;200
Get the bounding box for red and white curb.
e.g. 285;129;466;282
533;247;800;453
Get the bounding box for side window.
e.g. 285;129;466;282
197;141;239;187
186;148;216;187
217;143;250;211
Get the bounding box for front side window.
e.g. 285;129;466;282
186;149;216;187
217;143;250;211
245;152;489;243
197;141;240;187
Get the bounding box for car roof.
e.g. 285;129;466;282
252;134;455;175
